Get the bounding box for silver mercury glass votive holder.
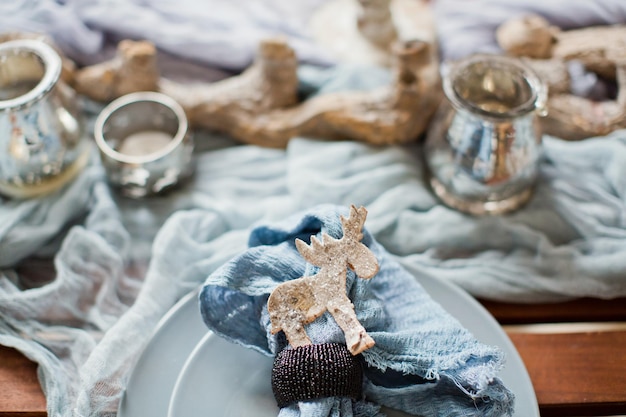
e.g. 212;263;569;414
0;39;89;198
424;54;548;215
94;91;194;198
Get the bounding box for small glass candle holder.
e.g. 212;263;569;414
0;39;89;199
94;92;193;198
424;54;547;215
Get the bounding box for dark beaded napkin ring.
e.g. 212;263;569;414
271;343;363;408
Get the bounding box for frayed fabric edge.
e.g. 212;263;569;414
363;345;506;386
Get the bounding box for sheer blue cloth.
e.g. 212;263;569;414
1;1;626;416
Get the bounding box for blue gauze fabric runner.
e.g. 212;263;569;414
199;205;514;417
0;1;626;416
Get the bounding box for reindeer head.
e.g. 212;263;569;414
295;205;379;279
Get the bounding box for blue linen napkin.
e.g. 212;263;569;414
199;205;514;417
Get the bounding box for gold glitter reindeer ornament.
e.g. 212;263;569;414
267;205;379;356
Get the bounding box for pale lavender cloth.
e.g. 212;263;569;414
434;0;626;61
0;0;333;71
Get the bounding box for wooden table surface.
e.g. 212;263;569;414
2;297;626;416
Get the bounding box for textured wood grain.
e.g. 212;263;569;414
0;346;46;416
481;297;626;325
3;312;626;416
509;331;626;416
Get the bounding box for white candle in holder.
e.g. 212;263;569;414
117;130;173;157
94;92;192;198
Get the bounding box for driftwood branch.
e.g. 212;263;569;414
8;0;440;149
496;14;626;140
163;38;441;147
540;60;626;140
72;37;440;148
309;0;435;68
73;40;160;102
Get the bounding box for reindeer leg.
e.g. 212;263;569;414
328;298;375;355
268;278;318;348
282;320;313;348
272;307;313;348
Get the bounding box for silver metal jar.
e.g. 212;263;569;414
424;54;547;215
94;92;193;198
0;39;89;198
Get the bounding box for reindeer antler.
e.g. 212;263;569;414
340;205;367;242
296;233;338;267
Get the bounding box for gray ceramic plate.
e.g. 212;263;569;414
118;289;207;417
141;268;539;417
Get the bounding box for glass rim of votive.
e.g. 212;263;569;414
443;53;543;120
0;39;62;111
94;91;188;165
